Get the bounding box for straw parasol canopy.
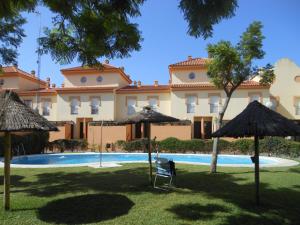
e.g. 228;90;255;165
212;100;300;205
117;106;179;185
117;106;180;124
0;90;58;210
0;91;58;132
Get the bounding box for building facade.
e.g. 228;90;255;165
0;57;299;144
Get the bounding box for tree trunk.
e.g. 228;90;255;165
4;132;11;210
254;135;260;206
210;96;231;173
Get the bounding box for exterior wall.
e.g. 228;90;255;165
270;58;300;119
63;72;128;88
151;124;192;140
56;93;115;122
171;69;210;84
116;92;171;120
19;77;42;91
170;89;270;121
49;124;72;142
87;125;129;148
0;76;19;89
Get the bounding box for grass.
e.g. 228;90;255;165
0;163;300;225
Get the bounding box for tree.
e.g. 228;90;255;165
179;0;238;39
207;21;275;173
0;0;144;66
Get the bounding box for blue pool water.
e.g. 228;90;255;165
10;153;277;166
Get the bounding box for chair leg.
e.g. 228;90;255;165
154;174;158;188
169;176;173;187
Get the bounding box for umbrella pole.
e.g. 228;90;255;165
254;135;260;206
144;122;153;185
3;132;11;210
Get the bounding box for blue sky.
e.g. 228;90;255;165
17;0;300;86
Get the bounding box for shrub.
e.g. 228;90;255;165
260;137;300;157
48;139;88;152
232;139;254;154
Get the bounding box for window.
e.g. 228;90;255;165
23;100;33;108
42;100;51;116
148;96;158;111
70;97;80;115
127;97;137;115
0;79;4;85
269;97;278;111
90;97;100;115
186;95;197;113
209;95;220;113
249;93;261;103
295;99;300;115
188;72;196;80
80;76;87;83
96;76;103;83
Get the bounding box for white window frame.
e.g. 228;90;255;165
90;97;101;115
186;95;197;114
249;92;262;103
209;95;220;113
70;97;80;115
148;96;159;111
126;97;137;115
42;99;51;116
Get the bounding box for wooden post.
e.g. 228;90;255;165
4;132;11;210
254;135;260;206
144;122;153;185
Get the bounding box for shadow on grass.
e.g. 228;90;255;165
38;194;134;224
7;165;300;225
167;203;228;221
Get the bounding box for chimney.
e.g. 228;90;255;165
154;80;158;87
133;81;137;86
61;83;65;88
104;59;109;64
188;55;192;60
31;70;36;76
46;77;50;89
137;81;141;87
52;83;56;88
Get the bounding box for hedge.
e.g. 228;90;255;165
47;139;88;153
115;137;300;158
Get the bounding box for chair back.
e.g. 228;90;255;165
155;157;171;176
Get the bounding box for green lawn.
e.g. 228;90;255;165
1;163;300;225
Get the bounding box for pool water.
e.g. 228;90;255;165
10;153;277;166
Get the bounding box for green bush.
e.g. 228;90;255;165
232;139;254;154
115;136;300;158
0;131;49;156
48;139;88;152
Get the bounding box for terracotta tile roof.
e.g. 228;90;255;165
171;80;269;90
16;88;57;96
60;64;132;84
56;86;114;93
169;57;209;67
116;85;170;93
61;64;116;72
1;66;46;85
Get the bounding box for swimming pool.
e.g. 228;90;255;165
5;153;299;168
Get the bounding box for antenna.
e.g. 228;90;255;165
35;11;42;113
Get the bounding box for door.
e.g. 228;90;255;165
193;121;201;139
135;123;142;138
204;121;212;139
79;122;84;139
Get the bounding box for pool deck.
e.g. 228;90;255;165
1;153;299;168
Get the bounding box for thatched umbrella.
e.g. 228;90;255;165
0;90;58;210
212;100;300;205
117;106;179;185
